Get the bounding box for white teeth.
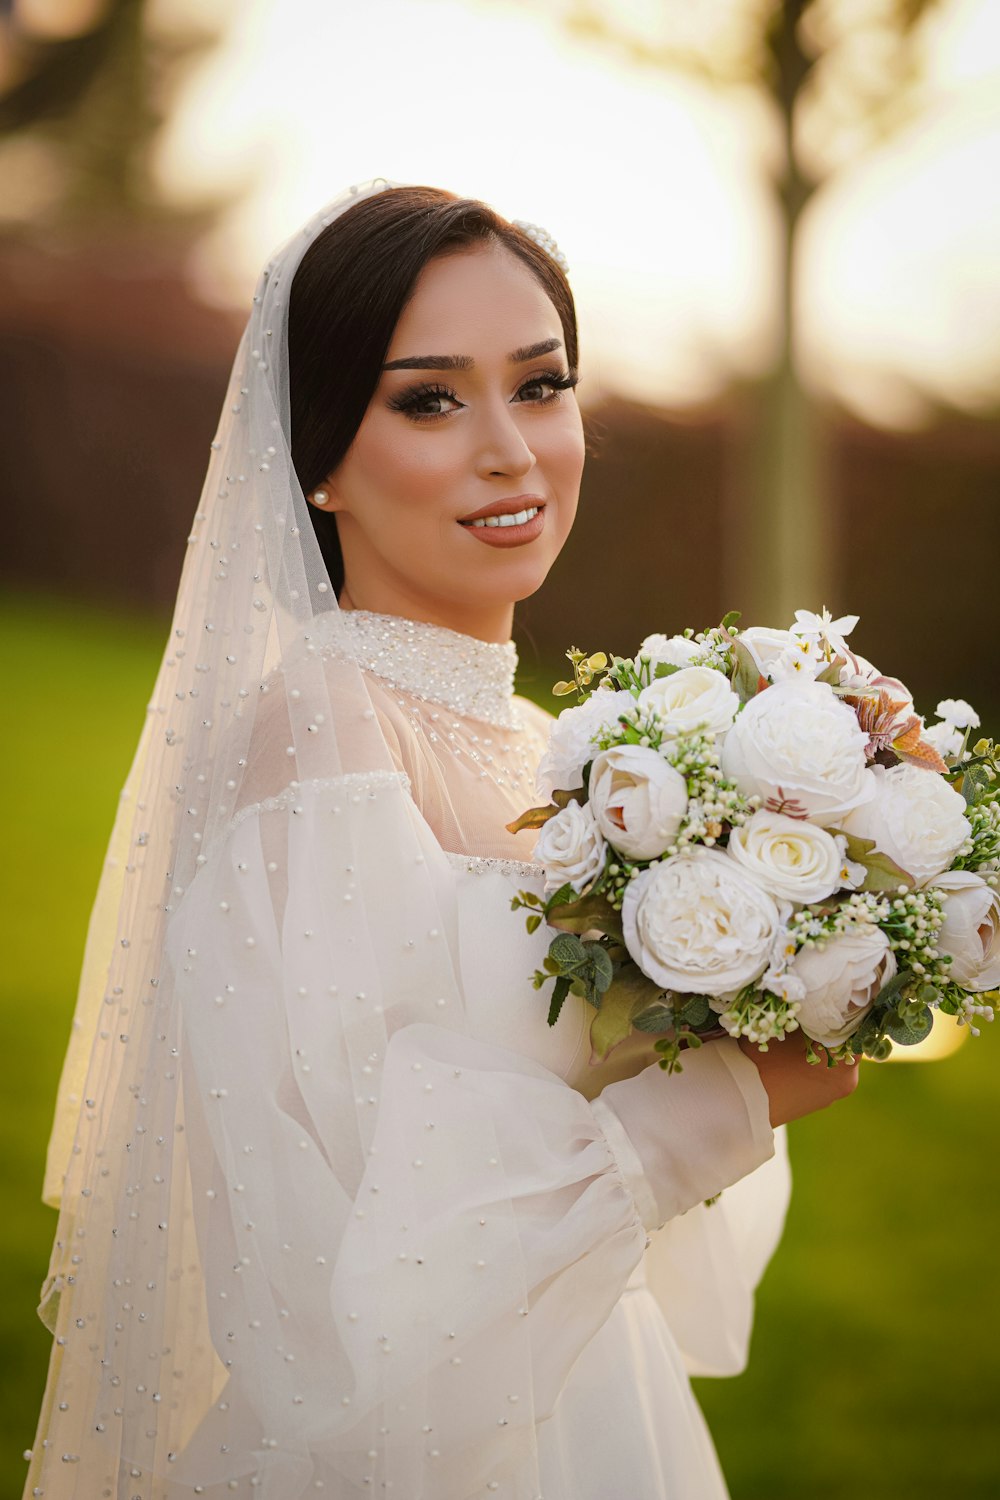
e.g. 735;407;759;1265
469;506;540;529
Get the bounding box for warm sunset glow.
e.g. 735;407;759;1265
148;0;1000;425
886;1009;971;1064
149;0;780;407
15;0;108;39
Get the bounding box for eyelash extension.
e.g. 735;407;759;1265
387;369;580;421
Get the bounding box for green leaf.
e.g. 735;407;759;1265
653;662;683;680
630;1001;676;1034
860;851;916;893
588;966;665;1059
814;654;848;687
543;882;578;912
552;786;588;809
871;968;915;1010
549;932;587;970
720;610;742;633
582;941;614;995
526;913;542;934
884;1005;934;1047
678;993;713;1028
547;975;571;1027
589;983;640;1061
834;829;915;893
505;803;560;835
547;890;624;943
960;764;991;807
730;638;766;704
654;1035;684;1073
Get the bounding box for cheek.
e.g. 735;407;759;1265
542;416;586;521
340;416;466;516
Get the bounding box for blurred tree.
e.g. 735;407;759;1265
495;0;942;621
0;0;225;235
0;0;241;614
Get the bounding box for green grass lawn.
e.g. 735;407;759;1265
3;592;998;1499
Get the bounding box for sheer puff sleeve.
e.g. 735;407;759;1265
162;762;781;1499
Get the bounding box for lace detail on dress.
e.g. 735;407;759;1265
304;608;522;728
445;850;545;883
228;771;411;830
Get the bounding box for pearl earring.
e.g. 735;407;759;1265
313;490;329;505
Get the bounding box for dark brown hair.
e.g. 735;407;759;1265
287;185;579;595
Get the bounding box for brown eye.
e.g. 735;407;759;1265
387;382;464;421
412;391;460;416
517;380;550;402
514;371;579;404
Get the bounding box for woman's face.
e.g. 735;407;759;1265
313;241;585;640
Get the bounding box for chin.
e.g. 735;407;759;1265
481;553;560;606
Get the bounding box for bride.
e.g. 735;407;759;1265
23;179;858;1500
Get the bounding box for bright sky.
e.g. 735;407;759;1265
146;0;1000;427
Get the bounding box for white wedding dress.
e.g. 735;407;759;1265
150;609;790;1500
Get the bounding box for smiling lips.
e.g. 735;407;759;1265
458;497;547;547
467;505;540;529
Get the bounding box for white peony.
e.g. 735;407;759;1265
535;688;635;800
934;870;1000;991
622;846;781;996
533;800;607;894
638;632;703;670
727;810;858;904
721;678;875;828
588;745;688;862
637;665;740;739
841;763;971;887
790;926;897;1047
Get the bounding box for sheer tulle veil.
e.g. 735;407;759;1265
29;177;557;1497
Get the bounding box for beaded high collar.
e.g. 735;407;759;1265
312;608;520;727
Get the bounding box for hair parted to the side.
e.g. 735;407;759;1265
287;185;580;596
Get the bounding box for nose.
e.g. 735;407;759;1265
473;399;536;480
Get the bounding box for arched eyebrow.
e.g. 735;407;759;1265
382;337;562;372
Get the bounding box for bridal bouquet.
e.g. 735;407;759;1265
509;610;1000;1072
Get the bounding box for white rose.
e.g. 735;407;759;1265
934;870;1000;991
533;801;607;895
622;847;781;996
588;745;688;861
738;626;799;677
727;810;849;904
535;688;635;800
637;665;740;738
721;678;875;828
841;763;971;887
638;632;703;669
790;927;897;1047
